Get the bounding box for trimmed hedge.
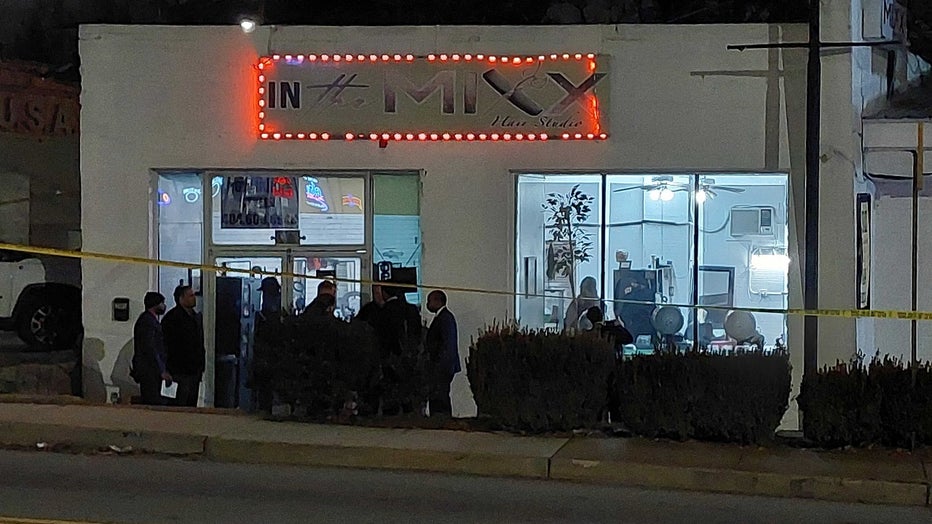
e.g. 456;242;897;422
615;351;791;444
467;324;614;432
467;326;791;441
797;355;932;448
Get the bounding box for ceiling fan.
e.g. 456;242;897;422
612;175;745;202
695;177;745;203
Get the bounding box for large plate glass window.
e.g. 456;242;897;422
516;172;788;353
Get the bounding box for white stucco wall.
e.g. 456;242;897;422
862;121;932;363
80;22;866;423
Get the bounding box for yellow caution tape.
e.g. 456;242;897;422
1;242;929;321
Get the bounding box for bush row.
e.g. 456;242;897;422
257;319;932;448
467;324;791;442
467;324;615;433
797;354;932;448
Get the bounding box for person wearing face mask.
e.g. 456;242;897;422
131;291;171;405
161;285;205;407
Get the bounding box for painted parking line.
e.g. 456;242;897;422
0;517;106;524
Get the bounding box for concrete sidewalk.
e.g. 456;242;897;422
0;402;928;507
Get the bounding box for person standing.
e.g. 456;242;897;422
303;280;337;317
132;292;170;405
564;276;602;330
161;285;205;407
425;290;461;416
355;284;384;324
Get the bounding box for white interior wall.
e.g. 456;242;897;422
81;23;826;419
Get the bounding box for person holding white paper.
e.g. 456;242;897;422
162;285;205;407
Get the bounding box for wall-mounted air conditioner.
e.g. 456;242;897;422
730;206;775;237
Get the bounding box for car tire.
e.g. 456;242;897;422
15;293;81;351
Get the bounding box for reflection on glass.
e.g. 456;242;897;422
292;256;362;320
210;173;365;246
158;173;203;298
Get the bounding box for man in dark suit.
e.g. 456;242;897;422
161;285;205;407
132;291;170;405
426;290;461;416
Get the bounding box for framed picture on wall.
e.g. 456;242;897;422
544;240;572;282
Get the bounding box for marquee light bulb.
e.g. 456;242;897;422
660;188;675;201
696;189;708;204
648;189;661;201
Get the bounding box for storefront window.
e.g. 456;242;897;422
210;173;365;246
516;174;603;329
157;172;204;297
605;174;694;346
373;174;421;305
697;175;788;350
516;173;788;352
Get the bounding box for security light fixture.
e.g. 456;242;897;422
240;18;258;33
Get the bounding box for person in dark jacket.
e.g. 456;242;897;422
355;284;384;324
374;286;421;357
584;306;634;347
132;291;170;405
161;285;205;407
426;290;461;416
371;285;422;414
302;280;337;317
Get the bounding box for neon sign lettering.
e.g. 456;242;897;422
255;53;609;141
304;177;329;211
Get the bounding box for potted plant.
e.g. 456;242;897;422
542;184;594;314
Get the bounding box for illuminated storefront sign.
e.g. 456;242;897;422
255;53;610;141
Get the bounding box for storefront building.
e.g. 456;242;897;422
79;18;894;424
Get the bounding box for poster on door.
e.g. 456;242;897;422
219;176;300;229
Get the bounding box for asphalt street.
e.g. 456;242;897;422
0;450;929;523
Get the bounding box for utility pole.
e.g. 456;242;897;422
803;0;821;383
728;1;904;414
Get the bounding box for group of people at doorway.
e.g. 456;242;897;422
272;279;460;416
130;280;461;416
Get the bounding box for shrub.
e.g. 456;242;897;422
615;350;791;444
797;354;932;448
467;324;614;432
253;314;384;418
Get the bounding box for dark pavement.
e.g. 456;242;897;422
0;450;930;523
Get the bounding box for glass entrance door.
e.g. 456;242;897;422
212;256;283;410
287;253;366;320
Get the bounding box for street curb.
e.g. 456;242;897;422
549;457;931;507
1;416;928;507
204;437;551;479
0;422;206;456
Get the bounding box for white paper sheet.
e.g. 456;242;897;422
161;380;178;399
